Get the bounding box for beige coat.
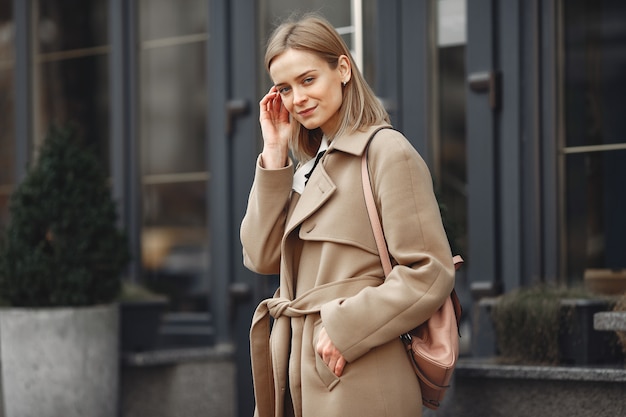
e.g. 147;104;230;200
241;125;455;417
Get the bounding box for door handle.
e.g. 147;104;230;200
468;71;500;110
229;282;252;303
226;99;250;135
229;281;252;320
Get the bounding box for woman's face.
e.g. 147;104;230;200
269;48;351;135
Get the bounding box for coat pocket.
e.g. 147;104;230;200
315;352;340;391
312;318;340;391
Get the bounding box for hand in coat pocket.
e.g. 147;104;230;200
316;326;347;377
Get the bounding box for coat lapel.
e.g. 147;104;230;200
285;167;336;236
283;125;392;238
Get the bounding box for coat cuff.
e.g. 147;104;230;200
320;299;372;363
254;154;294;191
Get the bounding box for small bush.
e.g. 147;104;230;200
0;125;130;307
491;286;591;365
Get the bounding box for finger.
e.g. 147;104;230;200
279;102;290;123
271;93;282;113
259;90;278;107
259;94;272;116
260;97;278;124
334;356;346;377
321;345;332;362
327;355;337;373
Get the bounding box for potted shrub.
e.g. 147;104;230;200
491;285;623;365
0;125;130;417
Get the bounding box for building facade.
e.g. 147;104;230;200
1;0;625;415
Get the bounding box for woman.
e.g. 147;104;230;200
241;14;455;417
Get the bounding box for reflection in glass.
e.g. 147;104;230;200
140;43;206;175
564;0;626;148
1;3;14;229
142;182;209;311
437;46;466;256
36;55;110;172
37;0;108;53
436;0;467;256
0;67;14;229
139;5;208;315
562;0;626;282
139;0;207;41
0;68;14;186
564;151;626;280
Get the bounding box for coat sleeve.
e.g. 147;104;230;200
240;155;294;275
320;130;455;363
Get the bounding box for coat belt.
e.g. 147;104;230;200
250;276;382;417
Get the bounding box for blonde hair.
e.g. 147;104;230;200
265;13;390;162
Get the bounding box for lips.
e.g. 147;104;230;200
297;106;316;117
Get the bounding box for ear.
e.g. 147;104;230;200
338;55;352;84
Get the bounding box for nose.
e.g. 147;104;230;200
293;87;307;106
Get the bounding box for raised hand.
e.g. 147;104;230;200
259;86;291;169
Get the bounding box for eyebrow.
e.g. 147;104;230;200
274;69;317;87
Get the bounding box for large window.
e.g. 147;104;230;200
1;1;110;228
138;0;210;322
0;2;14;229
561;0;626;283
34;0;110;170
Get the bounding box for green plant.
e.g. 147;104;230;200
0;125;130;307
491;285;592;365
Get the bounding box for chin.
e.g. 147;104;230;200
299;120;322;131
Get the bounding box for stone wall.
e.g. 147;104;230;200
120;345;236;417
425;360;626;417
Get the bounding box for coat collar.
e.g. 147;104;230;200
327;124;393;156
283;123;392;240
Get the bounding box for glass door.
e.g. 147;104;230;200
137;0;211;344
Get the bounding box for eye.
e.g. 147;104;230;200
303;77;314;85
278;86;291;95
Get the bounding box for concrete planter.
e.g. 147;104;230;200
0;304;119;417
429;360;626;417
475;296;623;365
559;299;623;365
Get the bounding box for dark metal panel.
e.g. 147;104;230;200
399;0;432;161
13;0;31;181
497;0;523;291
374;0;401;127
207;0;231;347
229;1;259;416
109;0;142;282
466;0;500;292
520;0;545;286
540;0;560;283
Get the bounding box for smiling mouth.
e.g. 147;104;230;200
298;107;316;117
